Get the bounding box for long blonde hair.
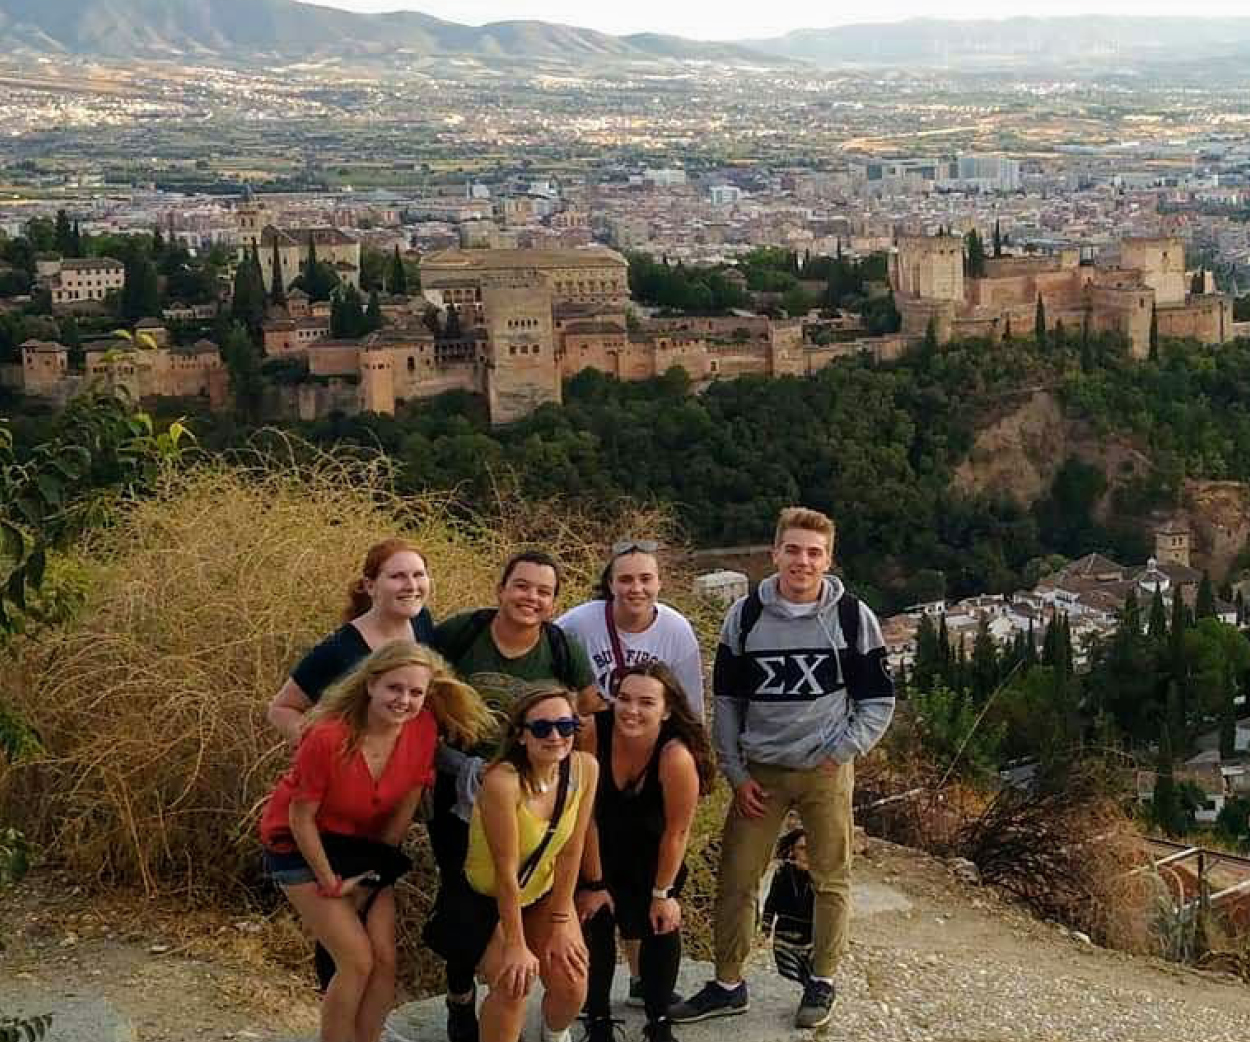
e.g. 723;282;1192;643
307;640;491;753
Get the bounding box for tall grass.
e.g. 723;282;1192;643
0;444;720;987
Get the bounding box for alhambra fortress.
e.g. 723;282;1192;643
10;199;1235;424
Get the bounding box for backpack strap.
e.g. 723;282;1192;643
837;591;861;653
736;588;765;655
517;755;572;889
439;608;496;667
542;620;575;688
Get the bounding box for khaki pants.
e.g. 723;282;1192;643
713;760;853;981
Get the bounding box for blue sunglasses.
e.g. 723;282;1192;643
523;717;580;739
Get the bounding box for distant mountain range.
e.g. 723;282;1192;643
0;0;773;64
5;4;1250;72
746;16;1250;68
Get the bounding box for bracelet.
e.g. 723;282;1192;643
316;874;343;898
652;886;673;900
549;911;573;923
579;878;608;892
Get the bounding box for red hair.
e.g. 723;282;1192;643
343;538;427;621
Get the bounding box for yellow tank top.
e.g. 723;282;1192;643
465;756;584;906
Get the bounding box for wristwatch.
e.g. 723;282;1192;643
651;886;673;899
581;878;608;892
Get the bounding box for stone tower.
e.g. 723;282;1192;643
1120;237;1186;306
359;345;396;415
481;280;560;424
892;235;966;303
1155;519;1191;569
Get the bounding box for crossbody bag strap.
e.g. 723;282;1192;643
517;755;573;889
604;600;628;696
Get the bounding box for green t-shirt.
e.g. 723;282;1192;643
432;610;595;716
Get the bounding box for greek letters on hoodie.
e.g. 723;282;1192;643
712;574;895;789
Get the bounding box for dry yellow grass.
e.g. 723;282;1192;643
0;445;725;991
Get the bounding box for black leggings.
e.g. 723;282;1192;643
428;773;477;996
584;905;680;1024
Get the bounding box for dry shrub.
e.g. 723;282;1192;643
0;441;725;992
958;764;1153;952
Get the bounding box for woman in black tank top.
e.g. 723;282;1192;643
575;662;715;1042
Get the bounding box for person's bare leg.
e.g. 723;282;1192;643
478;925;530;1042
353;888;398;1042
284;883;375;1042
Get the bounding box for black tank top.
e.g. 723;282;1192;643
593;708;675;893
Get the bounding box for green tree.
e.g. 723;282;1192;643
1195;572;1216;620
911;682;1004;782
269;236;286;307
120;255;160;322
1149;303;1159;361
970;615;999;702
1151;724;1184;837
1034;295;1047;346
53;209;74;256
993;219;1003;258
220;320;264;423
388;245;409;296
365;289;383;333
965;228;986;277
230;246;266;338
912;613;942;693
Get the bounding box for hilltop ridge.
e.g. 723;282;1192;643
0;0;776;65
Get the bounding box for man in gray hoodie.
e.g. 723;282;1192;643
670;506;894;1029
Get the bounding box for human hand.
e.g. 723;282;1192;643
575;888;614;923
650;896;681;934
494;940;540;1000
543;917;589;980
734;778;769;819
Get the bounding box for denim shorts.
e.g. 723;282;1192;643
263;847;317;886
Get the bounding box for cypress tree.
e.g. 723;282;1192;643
54;209;74;256
1022;619;1038;668
1148;588;1168;647
388;245;408;296
993;219;1003;258
937;614;952;685
1219;660;1237;760
923;316;938;356
365;289;382;333
970;615;998;702
1196;573;1216;620
270;235;286;306
1152;722;1183;837
1034;295;1047;346
70;220;82;256
1149;302;1159;361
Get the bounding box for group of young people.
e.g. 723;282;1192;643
256;507;896;1042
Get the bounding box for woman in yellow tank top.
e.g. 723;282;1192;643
460;684;598;1042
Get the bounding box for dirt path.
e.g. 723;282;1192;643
4;841;1250;1042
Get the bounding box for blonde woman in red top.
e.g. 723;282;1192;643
260;641;489;1042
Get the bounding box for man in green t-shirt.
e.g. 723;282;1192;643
428;550;597;1042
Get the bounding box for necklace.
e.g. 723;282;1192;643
535;769;558;794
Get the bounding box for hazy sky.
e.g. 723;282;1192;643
321;2;1250;41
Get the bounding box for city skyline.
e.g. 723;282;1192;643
320;1;1250;42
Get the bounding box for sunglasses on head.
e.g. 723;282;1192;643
522;716;580;739
612;538;659;556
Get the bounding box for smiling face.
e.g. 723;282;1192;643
364;550;430;619
518;693;577;769
365;663;430;729
496;561;558;630
613;673;669;742
609;551;661;625
773;526;831;604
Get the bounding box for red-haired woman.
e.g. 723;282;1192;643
268;538;434;747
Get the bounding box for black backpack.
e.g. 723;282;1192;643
436;608;578;688
736;587;861;656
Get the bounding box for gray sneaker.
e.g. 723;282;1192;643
668;981;748;1023
794;978;837;1029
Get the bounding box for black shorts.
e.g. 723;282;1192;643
423;872;500;971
